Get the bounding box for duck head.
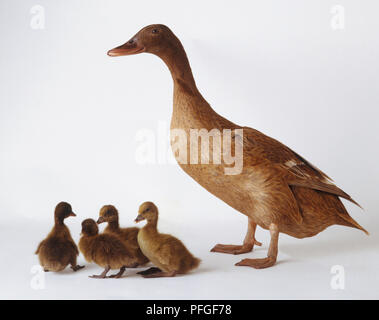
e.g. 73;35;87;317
97;205;119;224
81;219;99;236
107;24;197;88
55;202;76;223
135;201;158;223
107;24;179;58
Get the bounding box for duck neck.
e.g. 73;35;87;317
54;216;65;226
145;217;158;231
157;41;199;96
107;219;120;231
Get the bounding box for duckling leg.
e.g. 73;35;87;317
71;264;85;272
70;257;85;272
142;270;177;278
235;223;279;269
108;266;126;278
211;218;262;255
137;267;162;276
89;266;111;278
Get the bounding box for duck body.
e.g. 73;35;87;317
35;202;83;272
79;219;138;278
104;224;139;244
171;84;364;239
108;24;367;268
97;205;149;266
104;225;149;265
138;225;200;274
79;233;135;269
135;202;200;277
37;225;78;272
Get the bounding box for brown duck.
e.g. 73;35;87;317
79;219;138;278
97;205;149;266
108;24;368;269
35;202;84;272
135;202;200;278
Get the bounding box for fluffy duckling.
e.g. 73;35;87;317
97;205;149;266
79;219;138;278
35;202;84;272
135;202;200;278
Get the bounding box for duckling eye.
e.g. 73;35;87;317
152;29;159;34
144;208;150;213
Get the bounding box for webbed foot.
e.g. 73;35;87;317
108;266;126;278
71;265;85;272
235;257;276;269
142;270;177;278
211;241;261;255
137;267;161;276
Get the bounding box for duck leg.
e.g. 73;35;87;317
137;267;162;276
71;264;85;272
70;257;85;272
89;266;111;278
142;270;177;278
108;266;126;278
235;223;279;269
211;218;262;255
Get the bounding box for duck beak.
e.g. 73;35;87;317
134;214;145;223
97;217;105;224
69;212;76;217
107;37;145;57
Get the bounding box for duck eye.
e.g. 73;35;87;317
152;29;159;34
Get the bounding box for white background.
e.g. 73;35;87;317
0;0;378;299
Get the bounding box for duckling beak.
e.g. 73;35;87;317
96;217;105;224
134;214;145;223
69;212;76;217
107;38;145;57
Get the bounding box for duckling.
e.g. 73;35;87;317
35;202;84;272
135;202;200;278
108;24;368;269
79;219;138;278
97;205;149;266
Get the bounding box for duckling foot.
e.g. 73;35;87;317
142;270;177;278
89;275;107;279
89;266;110;279
211;241;261;255
108;266;126;278
71;265;85;272
235;257;276;269
137;267;162;276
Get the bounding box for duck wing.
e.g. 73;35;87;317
241;126;361;208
